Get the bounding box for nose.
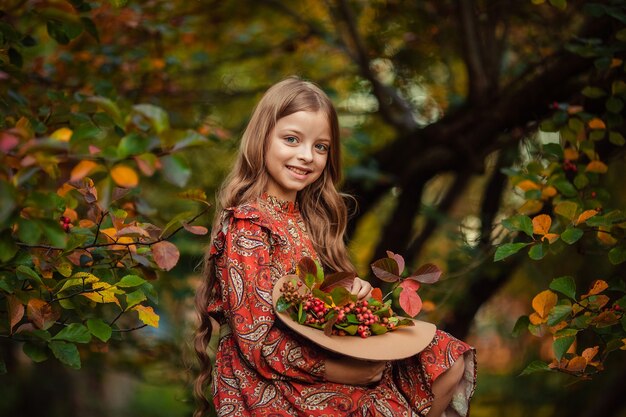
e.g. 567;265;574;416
297;145;314;163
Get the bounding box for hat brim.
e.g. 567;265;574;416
272;275;436;361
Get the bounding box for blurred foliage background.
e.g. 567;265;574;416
1;0;626;416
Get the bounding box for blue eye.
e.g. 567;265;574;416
285;136;298;143
315;143;329;152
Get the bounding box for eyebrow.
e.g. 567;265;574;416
279;128;331;142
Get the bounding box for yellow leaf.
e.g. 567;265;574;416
70;160;99;181
518;200;543;215
532;214;552;235
588;118;606;130
565;356;587;372
585;160;608;174
134;305;159;328
597;227;617;245
529;312;545;325
575;209;598;226
57;183;74;197
542;233;560;244
50;127;73;142
82;282;121;306
532;290;558;319
563;148;579;161
110;165;139;188
620;339;626;351
516;180;541;191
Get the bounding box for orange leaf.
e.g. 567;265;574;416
70;160;99;181
529;312;545;325
182;222;209;235
597;227;617;245
563;148;579;161
134;305;160;328
590;310;620;327
532;290;557;319
565;356;587;372
588;118;606;129
542;233;560;244
8;296;24;334
581;346;599;362
421;300;436;313
370;287;383;302
584;280;609;298
575;209;598;226
541;186;557;199
152;241;180;271
585;160;608;174
620;339;626;351
516;180;541;191
110;165;139;188
532;214;552;235
588;294;610;309
50;127;73;141
26;298;59;330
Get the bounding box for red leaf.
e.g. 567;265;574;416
410;263;442;284
182;222;208;235
319;271;356;291
398;280;423;317
371;258;401;282
296;257;319;281
370;288;383;302
152;241;180;271
386;251;405;274
117;226;150;238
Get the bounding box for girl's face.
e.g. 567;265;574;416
264;111;331;201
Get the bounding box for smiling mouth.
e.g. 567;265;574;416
287;166;311;175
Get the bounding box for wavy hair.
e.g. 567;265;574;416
194;77;353;416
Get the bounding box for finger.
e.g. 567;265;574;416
357;286;370;299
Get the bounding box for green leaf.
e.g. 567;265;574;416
543;143;564;159
0;359;6;374
39;219;68;249
502;215;534;237
561;227;584;244
133;104;170;133
87;318;112;342
370;323;388;335
528;241;549;260
609;132;625;146
16;265;44;286
336;324;358;335
547;305;572;326
573;173;589;189
553;336;575;361
0;180;16;228
80;17;99;42
117;133;150;158
553;179;578;197
0;231;18;263
49;340;81;369
109;0;128;7
161;154;191;187
549;0;566;10
330;287;351;307
297;303;305;324
554;201;579;220
52;323;91;344
23;342;48;363
608;245;626;265
125;289;147;309
512;315;530;337
581;86;607;98
606;97;624;113
275;296;291;313
117;274;146;288
494;243;530;261
520;360;551;376
549;276;576;299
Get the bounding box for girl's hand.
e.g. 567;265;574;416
324;356;386;385
351;277;373;301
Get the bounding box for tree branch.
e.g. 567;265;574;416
458;0;492;102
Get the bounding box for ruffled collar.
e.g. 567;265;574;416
260;193;299;214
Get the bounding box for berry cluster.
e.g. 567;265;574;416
563;159;578;172
59;216;72;232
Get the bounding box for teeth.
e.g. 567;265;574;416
288;166;308;175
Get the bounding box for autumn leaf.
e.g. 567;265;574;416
70;160;99;181
152;240;180;271
541;186;557;199
134;305;159;328
575;209;598;226
532;214;552;235
27;299;60;330
581;346;599;362
398;279;422;317
582;280;608;298
8;296;24;334
182;222;208;235
585;161;608;174
542;233;560;244
410;263;442;284
531;290;558;322
319;271;356;291
587;118;606;129
370;288;383;302
50;127;72;141
110;165;139;188
516;180;541;191
518;200;543;215
565;356;587;372
385;251;405;274
563;148;579;161
81;282;121;306
371;257;401;282
597;227;617;246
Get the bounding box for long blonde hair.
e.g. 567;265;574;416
194;77;353;416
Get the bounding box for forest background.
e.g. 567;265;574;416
1;1;626;416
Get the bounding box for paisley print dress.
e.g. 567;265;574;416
207;194;476;417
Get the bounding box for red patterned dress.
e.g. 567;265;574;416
207;194;476;417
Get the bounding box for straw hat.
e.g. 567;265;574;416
272;275;436;361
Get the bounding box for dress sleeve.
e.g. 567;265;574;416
221;216;326;383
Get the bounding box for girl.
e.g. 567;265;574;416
195;77;476;417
